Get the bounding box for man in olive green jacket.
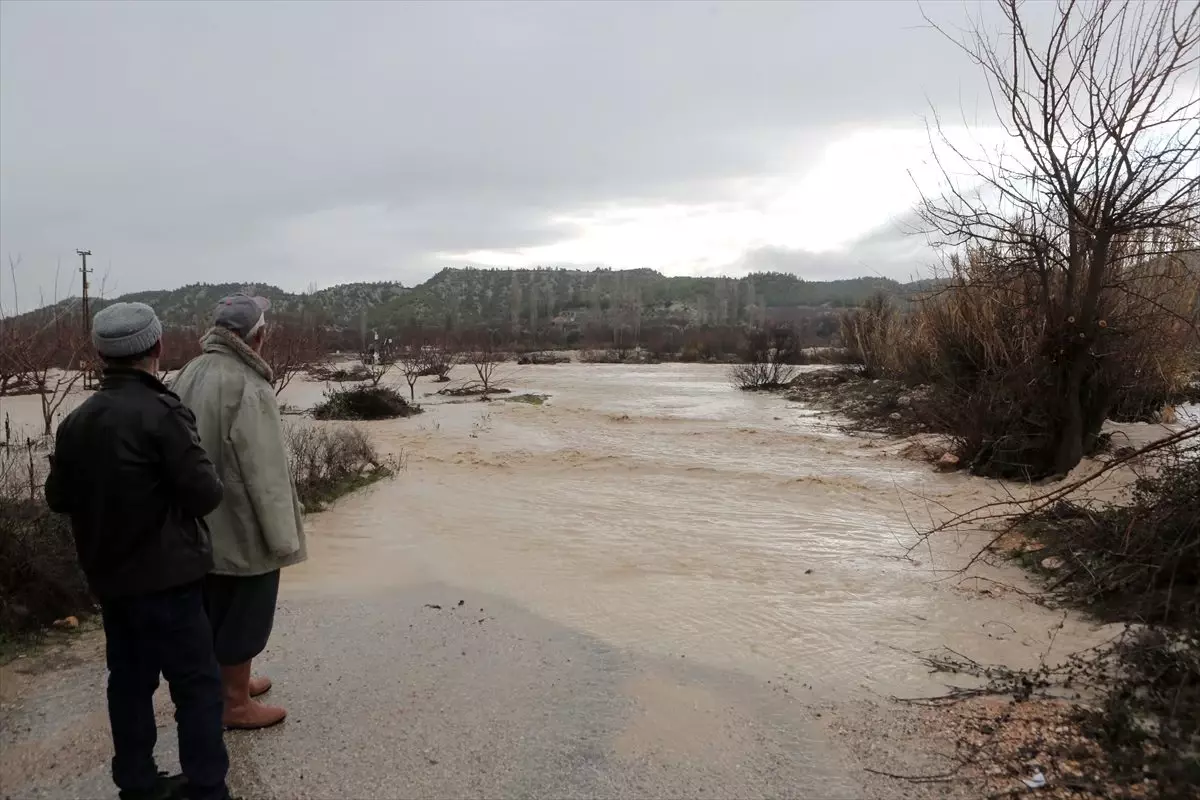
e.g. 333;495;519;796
171;293;306;730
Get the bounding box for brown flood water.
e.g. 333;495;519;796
7;362;1185;698
273;362;1134;699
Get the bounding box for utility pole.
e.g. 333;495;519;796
76;249;93;388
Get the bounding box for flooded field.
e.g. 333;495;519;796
4;363;1191;700
5;361;1195;799
276;362;1167;698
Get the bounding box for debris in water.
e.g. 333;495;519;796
804;569;814;575
457;599;465;607
936;452;961;472
424;604;442;610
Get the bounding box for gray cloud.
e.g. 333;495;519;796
722;212;932;282
0;0;1005;309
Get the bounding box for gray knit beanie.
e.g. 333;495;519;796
92;302;163;359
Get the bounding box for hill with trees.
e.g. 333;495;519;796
11;268;924;338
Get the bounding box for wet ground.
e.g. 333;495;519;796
2;586;926;800
2;362;1189;799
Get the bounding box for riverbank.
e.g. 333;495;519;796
784;366;1199;798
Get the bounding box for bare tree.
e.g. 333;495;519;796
262;315;325;396
13;312;90;437
423;341;459;382
0;321;33;397
916;0;1200;476
730;324;800;390
1;255;36;398
358;341;397;387
1;258;92;437
466;329;505;396
397;345;429;401
157;325;203;384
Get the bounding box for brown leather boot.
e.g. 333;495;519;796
246;656;271;696
248;674;272;697
221;661;287;730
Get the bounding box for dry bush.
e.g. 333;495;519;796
843;247;1199;477
283;423;398;511
454;329;509;396
358;343;397;387
306;362;371;383
420;345;458;382
0;442;91;635
729;324;800;390
840;293;902;378
1022;442;1200;626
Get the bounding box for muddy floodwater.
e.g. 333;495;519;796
5;362;1194;798
278;362;1131;698
4;362;1188;696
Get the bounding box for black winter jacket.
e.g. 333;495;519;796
44;368;224;599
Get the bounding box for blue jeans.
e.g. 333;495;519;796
101;581;229;800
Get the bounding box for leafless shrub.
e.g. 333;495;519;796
358;342;397;387
306;362;371;383
443;329;510;397
729;324;800;390
397;346;429;400
420;344;459;382
283;423;398;511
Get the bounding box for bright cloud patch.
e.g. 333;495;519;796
444;125;1006;276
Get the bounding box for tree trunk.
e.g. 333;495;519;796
1052;356;1090;476
41;394;52;438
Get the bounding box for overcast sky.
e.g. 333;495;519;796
0;0;1013;309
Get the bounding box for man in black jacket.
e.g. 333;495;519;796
45;302;233;800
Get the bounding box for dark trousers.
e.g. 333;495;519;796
204;570;281;666
101;581;229;800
